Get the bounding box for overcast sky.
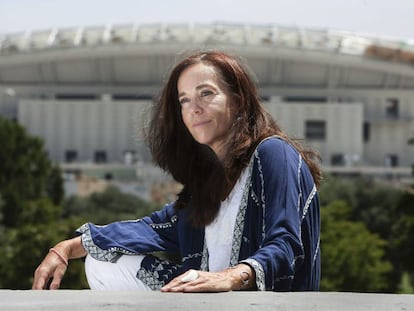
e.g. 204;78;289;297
1;0;413;40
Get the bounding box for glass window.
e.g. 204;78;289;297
65;150;78;163
305;120;326;140
385;98;399;118
363;122;370;143
385;154;398;167
331;153;345;166
94;150;107;163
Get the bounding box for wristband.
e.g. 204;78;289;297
49;248;69;266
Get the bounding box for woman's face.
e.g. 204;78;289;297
177;63;236;158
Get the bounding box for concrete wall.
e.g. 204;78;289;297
265;97;414;167
363;96;414;166
265;101;364;166
1;291;413;311
18;99;150;163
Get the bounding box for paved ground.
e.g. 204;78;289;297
0;290;413;311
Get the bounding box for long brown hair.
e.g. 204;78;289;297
145;50;322;227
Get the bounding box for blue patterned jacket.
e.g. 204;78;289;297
77;136;320;291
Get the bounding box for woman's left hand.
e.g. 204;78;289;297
160;264;254;293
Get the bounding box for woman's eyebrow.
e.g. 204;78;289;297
178;83;216;98
195;83;215;90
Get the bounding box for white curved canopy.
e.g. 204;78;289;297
1;23;414;94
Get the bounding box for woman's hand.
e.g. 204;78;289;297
32;237;86;290
160;264;255;293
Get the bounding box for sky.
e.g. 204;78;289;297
0;0;414;40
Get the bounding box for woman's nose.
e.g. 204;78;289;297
190;98;203;114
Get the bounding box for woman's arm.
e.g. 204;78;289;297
32;236;86;290
77;202;180;262
33;202;181;290
244;138;316;290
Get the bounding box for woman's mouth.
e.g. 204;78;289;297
193;120;211;127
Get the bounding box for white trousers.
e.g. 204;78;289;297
85;254;152;291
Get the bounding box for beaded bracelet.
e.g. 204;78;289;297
49;248;69;266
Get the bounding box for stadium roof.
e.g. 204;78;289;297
1;23;414;91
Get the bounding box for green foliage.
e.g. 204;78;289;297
46;165;65;206
0;193;4;224
319;175;414;292
398;272;414;294
0;199;76;289
0;118;73;289
0;117;60;227
8;221;89;289
320;200;392;292
62;186;161;225
319;175;401;238
390;191;414;273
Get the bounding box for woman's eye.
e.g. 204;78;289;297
179;98;189;105
201;90;213;97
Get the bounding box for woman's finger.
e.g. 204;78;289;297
49;264;67;290
180;269;199;282
161;269;200;292
32;266;50;290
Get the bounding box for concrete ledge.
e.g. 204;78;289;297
1;291;413;311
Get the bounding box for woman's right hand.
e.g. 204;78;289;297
32;236;86;290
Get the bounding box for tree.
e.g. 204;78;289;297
63;186;161;225
0;117;68;288
319;174;407;292
320;200;392;292
46;165;65;206
0;198;87;289
0;117;62;227
391;191;414;276
319;175;401;235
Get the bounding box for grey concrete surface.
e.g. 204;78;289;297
0;290;413;311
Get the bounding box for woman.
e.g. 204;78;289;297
32;50;322;292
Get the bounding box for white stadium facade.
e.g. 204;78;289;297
0;23;413;189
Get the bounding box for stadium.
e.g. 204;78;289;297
0;23;413;196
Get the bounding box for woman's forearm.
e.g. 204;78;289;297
54;236;87;261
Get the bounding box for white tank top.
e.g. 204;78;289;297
205;168;249;272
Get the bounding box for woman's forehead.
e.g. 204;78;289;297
177;63;221;91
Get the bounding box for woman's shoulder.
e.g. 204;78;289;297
255;135;290;153
253;135;299;162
